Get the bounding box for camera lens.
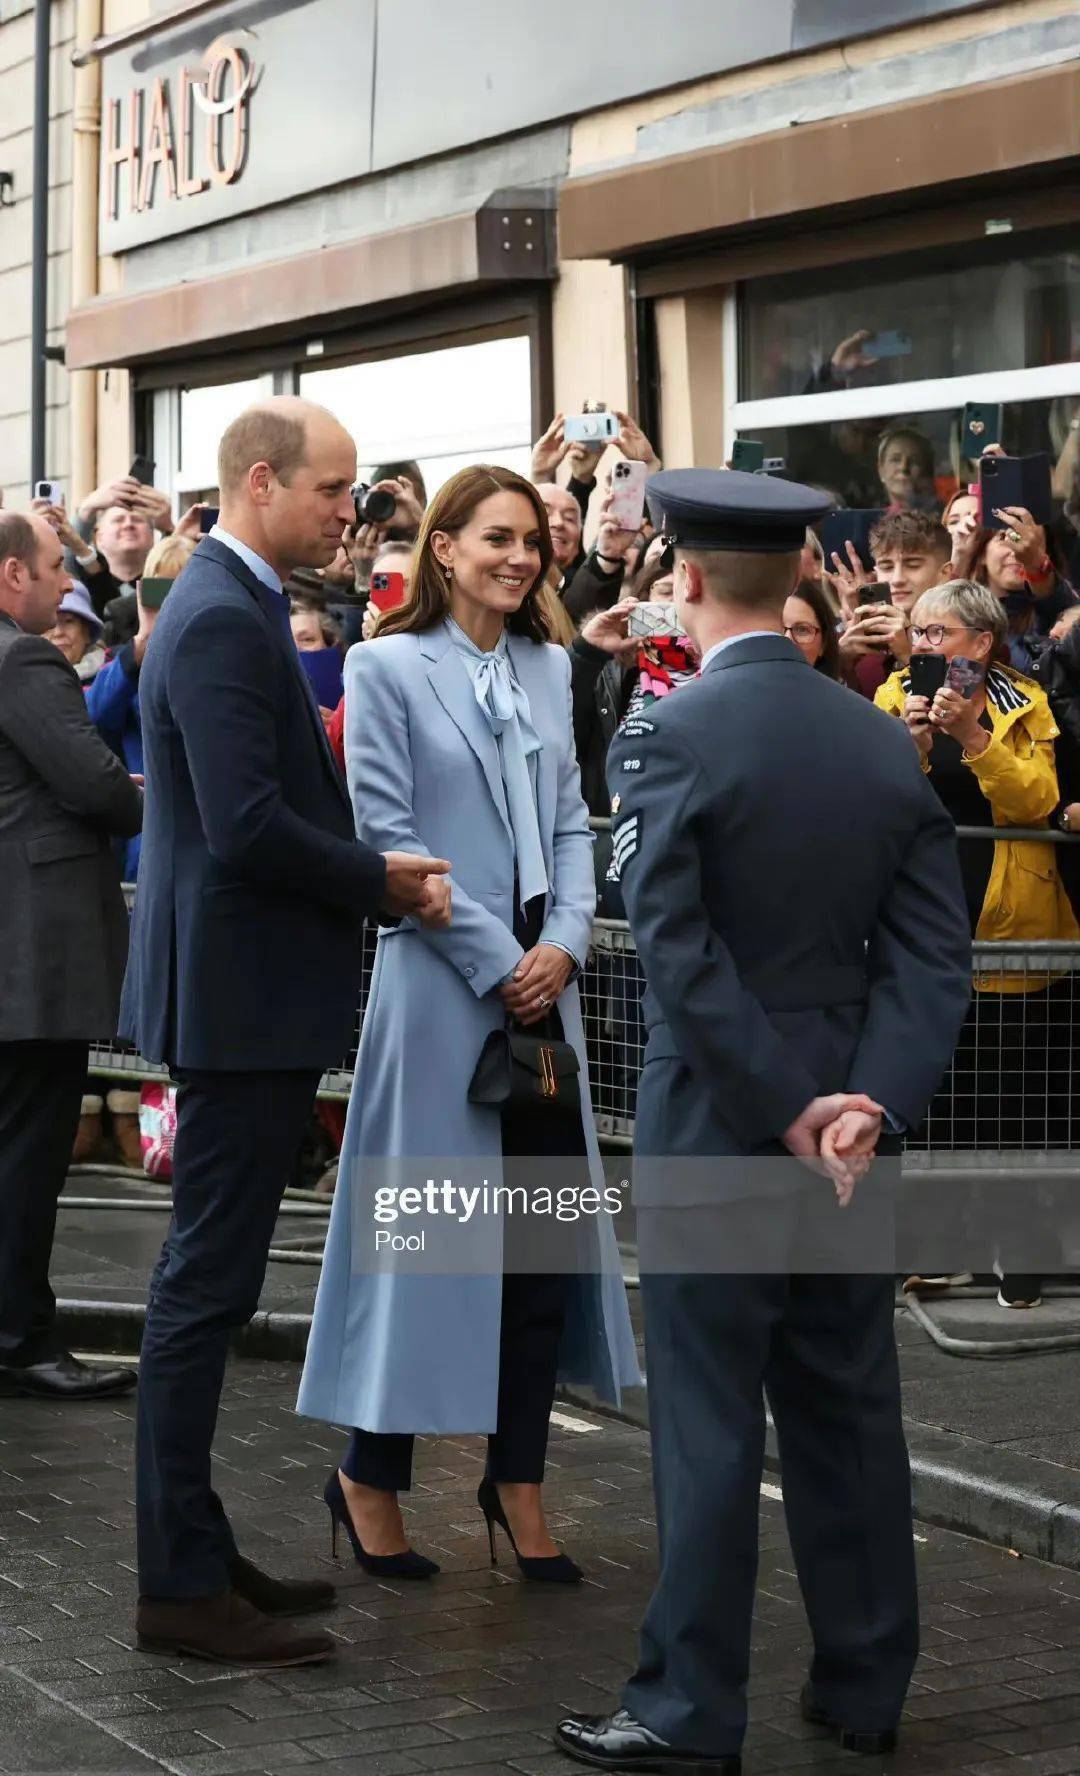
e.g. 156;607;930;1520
353;483;397;525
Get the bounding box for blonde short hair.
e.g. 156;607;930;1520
912;577;1007;650
143;533;196;579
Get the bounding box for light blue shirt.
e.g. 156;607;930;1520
700;630;782;674
209;525;284;598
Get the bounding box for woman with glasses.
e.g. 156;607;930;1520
875;579;1079;1309
782;578;841;679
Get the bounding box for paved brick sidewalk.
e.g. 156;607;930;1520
4;1362;1080;1776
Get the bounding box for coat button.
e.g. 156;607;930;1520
465;965;476;979
600;707;609;715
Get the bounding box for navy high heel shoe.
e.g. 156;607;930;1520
477;1476;583;1584
324;1470;439;1579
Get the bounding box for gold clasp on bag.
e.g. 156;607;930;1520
538;1046;559;1099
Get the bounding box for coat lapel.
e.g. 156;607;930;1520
420;625;512;843
199;538;351;812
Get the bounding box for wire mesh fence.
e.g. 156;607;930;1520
91;877;1080;1164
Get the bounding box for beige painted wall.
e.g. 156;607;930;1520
0;0;75;509
558;0;1077;471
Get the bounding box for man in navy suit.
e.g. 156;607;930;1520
555;471;971;1773
124;398;451;1668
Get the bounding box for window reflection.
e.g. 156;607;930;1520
741;242;1080;401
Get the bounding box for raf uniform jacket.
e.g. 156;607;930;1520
119;536;387;1072
0;609;143;1042
606;633;972;1191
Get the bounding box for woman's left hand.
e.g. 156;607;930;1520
499;944;574;1026
930;684;989;753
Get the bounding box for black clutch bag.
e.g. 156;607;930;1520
468;1017;581;1113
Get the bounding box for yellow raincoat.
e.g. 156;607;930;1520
875;662;1079;992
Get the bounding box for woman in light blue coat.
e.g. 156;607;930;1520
298;465;638;1584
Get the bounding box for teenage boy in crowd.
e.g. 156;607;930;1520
833;511;952;698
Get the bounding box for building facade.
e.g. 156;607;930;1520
4;0;1078;513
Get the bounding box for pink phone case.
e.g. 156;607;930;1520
607;460;649;530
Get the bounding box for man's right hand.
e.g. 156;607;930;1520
820;1107;884;1207
782;1092;884;1195
531;414;571;483
382;852;452;927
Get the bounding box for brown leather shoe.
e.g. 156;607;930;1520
136;1589;335;1667
228;1552;336;1616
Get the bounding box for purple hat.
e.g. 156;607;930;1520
57;583;104;636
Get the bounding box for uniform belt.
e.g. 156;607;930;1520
741;964;869;1014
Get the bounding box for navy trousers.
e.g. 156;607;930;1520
623;1205;917;1755
136;1068;321;1598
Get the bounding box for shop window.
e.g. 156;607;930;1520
300;335;532;498
178;378;265;496
740;246;1080;403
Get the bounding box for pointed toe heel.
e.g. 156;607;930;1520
477;1477;583;1585
323;1470;439;1579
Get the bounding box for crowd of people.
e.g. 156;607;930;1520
1;387;1077;1766
5;399;1080;1309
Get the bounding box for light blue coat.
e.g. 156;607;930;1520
297;624;640;1434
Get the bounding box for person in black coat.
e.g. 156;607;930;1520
0;513;143;1402
122;397;452;1672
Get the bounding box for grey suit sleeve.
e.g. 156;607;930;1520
608;719;818;1147
845;775;972;1127
0;636;143;836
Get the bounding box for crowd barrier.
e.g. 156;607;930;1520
90;849;1080;1167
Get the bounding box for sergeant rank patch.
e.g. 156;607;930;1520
606;813;641;882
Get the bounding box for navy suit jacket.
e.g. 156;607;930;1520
120;535;386;1070
607;633;972;1179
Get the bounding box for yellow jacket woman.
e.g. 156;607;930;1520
875;581;1078;991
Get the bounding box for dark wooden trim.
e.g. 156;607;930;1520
67;208;555;372
634;183;1080;297
559;62;1080;265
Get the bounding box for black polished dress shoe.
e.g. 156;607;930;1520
0;1351;136;1400
228;1552;336;1617
800;1684;899;1754
554;1708;740;1773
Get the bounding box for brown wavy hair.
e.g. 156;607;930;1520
376;464;554;643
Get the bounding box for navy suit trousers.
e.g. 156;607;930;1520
623;1202;917;1755
136;1068;321;1598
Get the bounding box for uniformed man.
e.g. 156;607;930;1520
555;470;971;1773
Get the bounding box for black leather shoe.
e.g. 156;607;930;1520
228;1552;336;1617
0;1352;136;1400
800;1684;899;1754
554;1708;740;1772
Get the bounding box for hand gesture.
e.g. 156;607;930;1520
361;601;380;641
130;486;174;534
175;503;210;541
499;943;574;1027
350;523;385;578
929;683;988;754
381;852;452;924
30;496;83;555
78;475;142;521
993;506;1048;581
614;412;661;473
826;542;878;619
840;601;908;665
830;329;876;378
950;514;981;577
531;414;571;483
820;1107;883;1207
902;693;935;758
782;1092;884;1194
580;597;639;664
